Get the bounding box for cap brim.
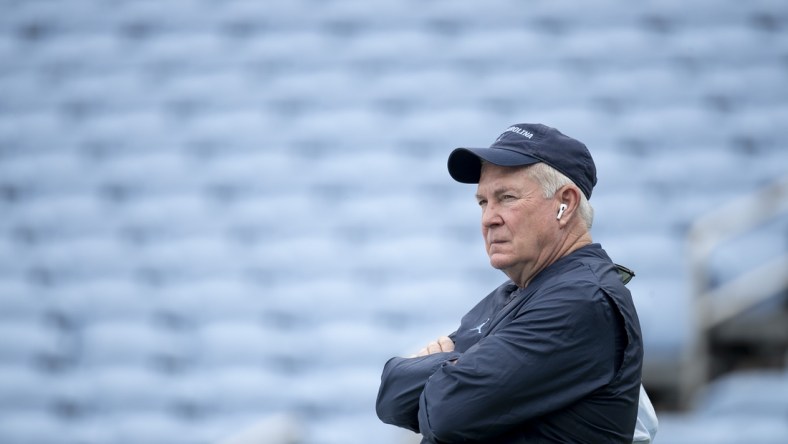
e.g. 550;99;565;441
447;147;540;183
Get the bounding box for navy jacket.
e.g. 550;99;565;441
376;244;643;443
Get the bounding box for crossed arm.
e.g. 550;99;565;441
376;293;624;442
377;335;656;444
375;336;460;434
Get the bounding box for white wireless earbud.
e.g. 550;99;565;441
556;204;568;220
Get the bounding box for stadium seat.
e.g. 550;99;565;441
310;150;437;193
88;151;199;194
90;365;174;412
0;237;36;281
370;68;478;109
615;105;734;149
160;70;265;110
626;276;693;358
53;70;157;111
215;412;303;444
4;193;112;238
157;277;268;324
265;277;376;324
180;109;286;151
303;320;405;368
134;235;249;279
240;30;336;69
355;234;486;278
291;366;382;413
445;28;557;68
50;277;162;324
304;411;406;444
666;25;785;66
0;411;72;444
75;110;186;156
29;235;137;278
265;68;369;109
559;26;666;67
200;150;301;193
0;72;52;110
105;411;213;444
706;218;788;288
112;192;223;237
656;413;788;444
134;32;238;71
204;366;293;412
0;111;73;153
0;277;45;321
591;189;677;235
600;232;687;278
0;321;69;365
247;234;354;278
395;107;501;148
195;320;299;368
342;28;444;68
698;64;788;108
730;105;788;150
695;370;788;418
477;68;596;110
79;320;196;367
586;66;694;108
219;192;320;240
0;365;53;411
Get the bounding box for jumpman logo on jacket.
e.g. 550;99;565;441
470;318;490;334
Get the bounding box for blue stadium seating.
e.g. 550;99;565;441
1;0;787;442
197;366;293;412
695;370;788;418
196;320;297;368
0;277;45;321
626;277;693;358
0;411;74;444
0;365;55;411
156;278;267;323
0;321;69;365
655;414;788;444
79;320;195;367
50;277;163;323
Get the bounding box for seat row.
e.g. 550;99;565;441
3;63;787;115
2;0;781;32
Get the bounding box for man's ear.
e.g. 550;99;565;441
555;185;581;226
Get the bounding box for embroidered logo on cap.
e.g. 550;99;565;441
503;126;534;139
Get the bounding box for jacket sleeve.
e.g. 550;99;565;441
418;287;620;442
376;352;462;432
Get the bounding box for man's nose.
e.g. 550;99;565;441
481;203;503;228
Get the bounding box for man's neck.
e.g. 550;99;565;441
513;231;593;289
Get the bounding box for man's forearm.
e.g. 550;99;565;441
375;352;461;432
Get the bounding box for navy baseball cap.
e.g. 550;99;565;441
447;123;597;199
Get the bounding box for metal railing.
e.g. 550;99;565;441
686;175;788;404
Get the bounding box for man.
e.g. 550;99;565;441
376;123;653;443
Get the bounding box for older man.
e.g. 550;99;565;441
376;123;650;443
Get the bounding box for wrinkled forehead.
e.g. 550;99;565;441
476;162;541;193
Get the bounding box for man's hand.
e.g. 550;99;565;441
414;336;455;357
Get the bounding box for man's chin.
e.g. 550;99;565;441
488;255;513;271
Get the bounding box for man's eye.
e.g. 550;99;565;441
502;195;516;201
477;199;487;207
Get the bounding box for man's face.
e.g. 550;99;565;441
475;163;560;281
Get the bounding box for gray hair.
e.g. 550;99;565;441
523;162;594;229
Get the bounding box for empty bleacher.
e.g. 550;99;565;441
1;1;787;443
